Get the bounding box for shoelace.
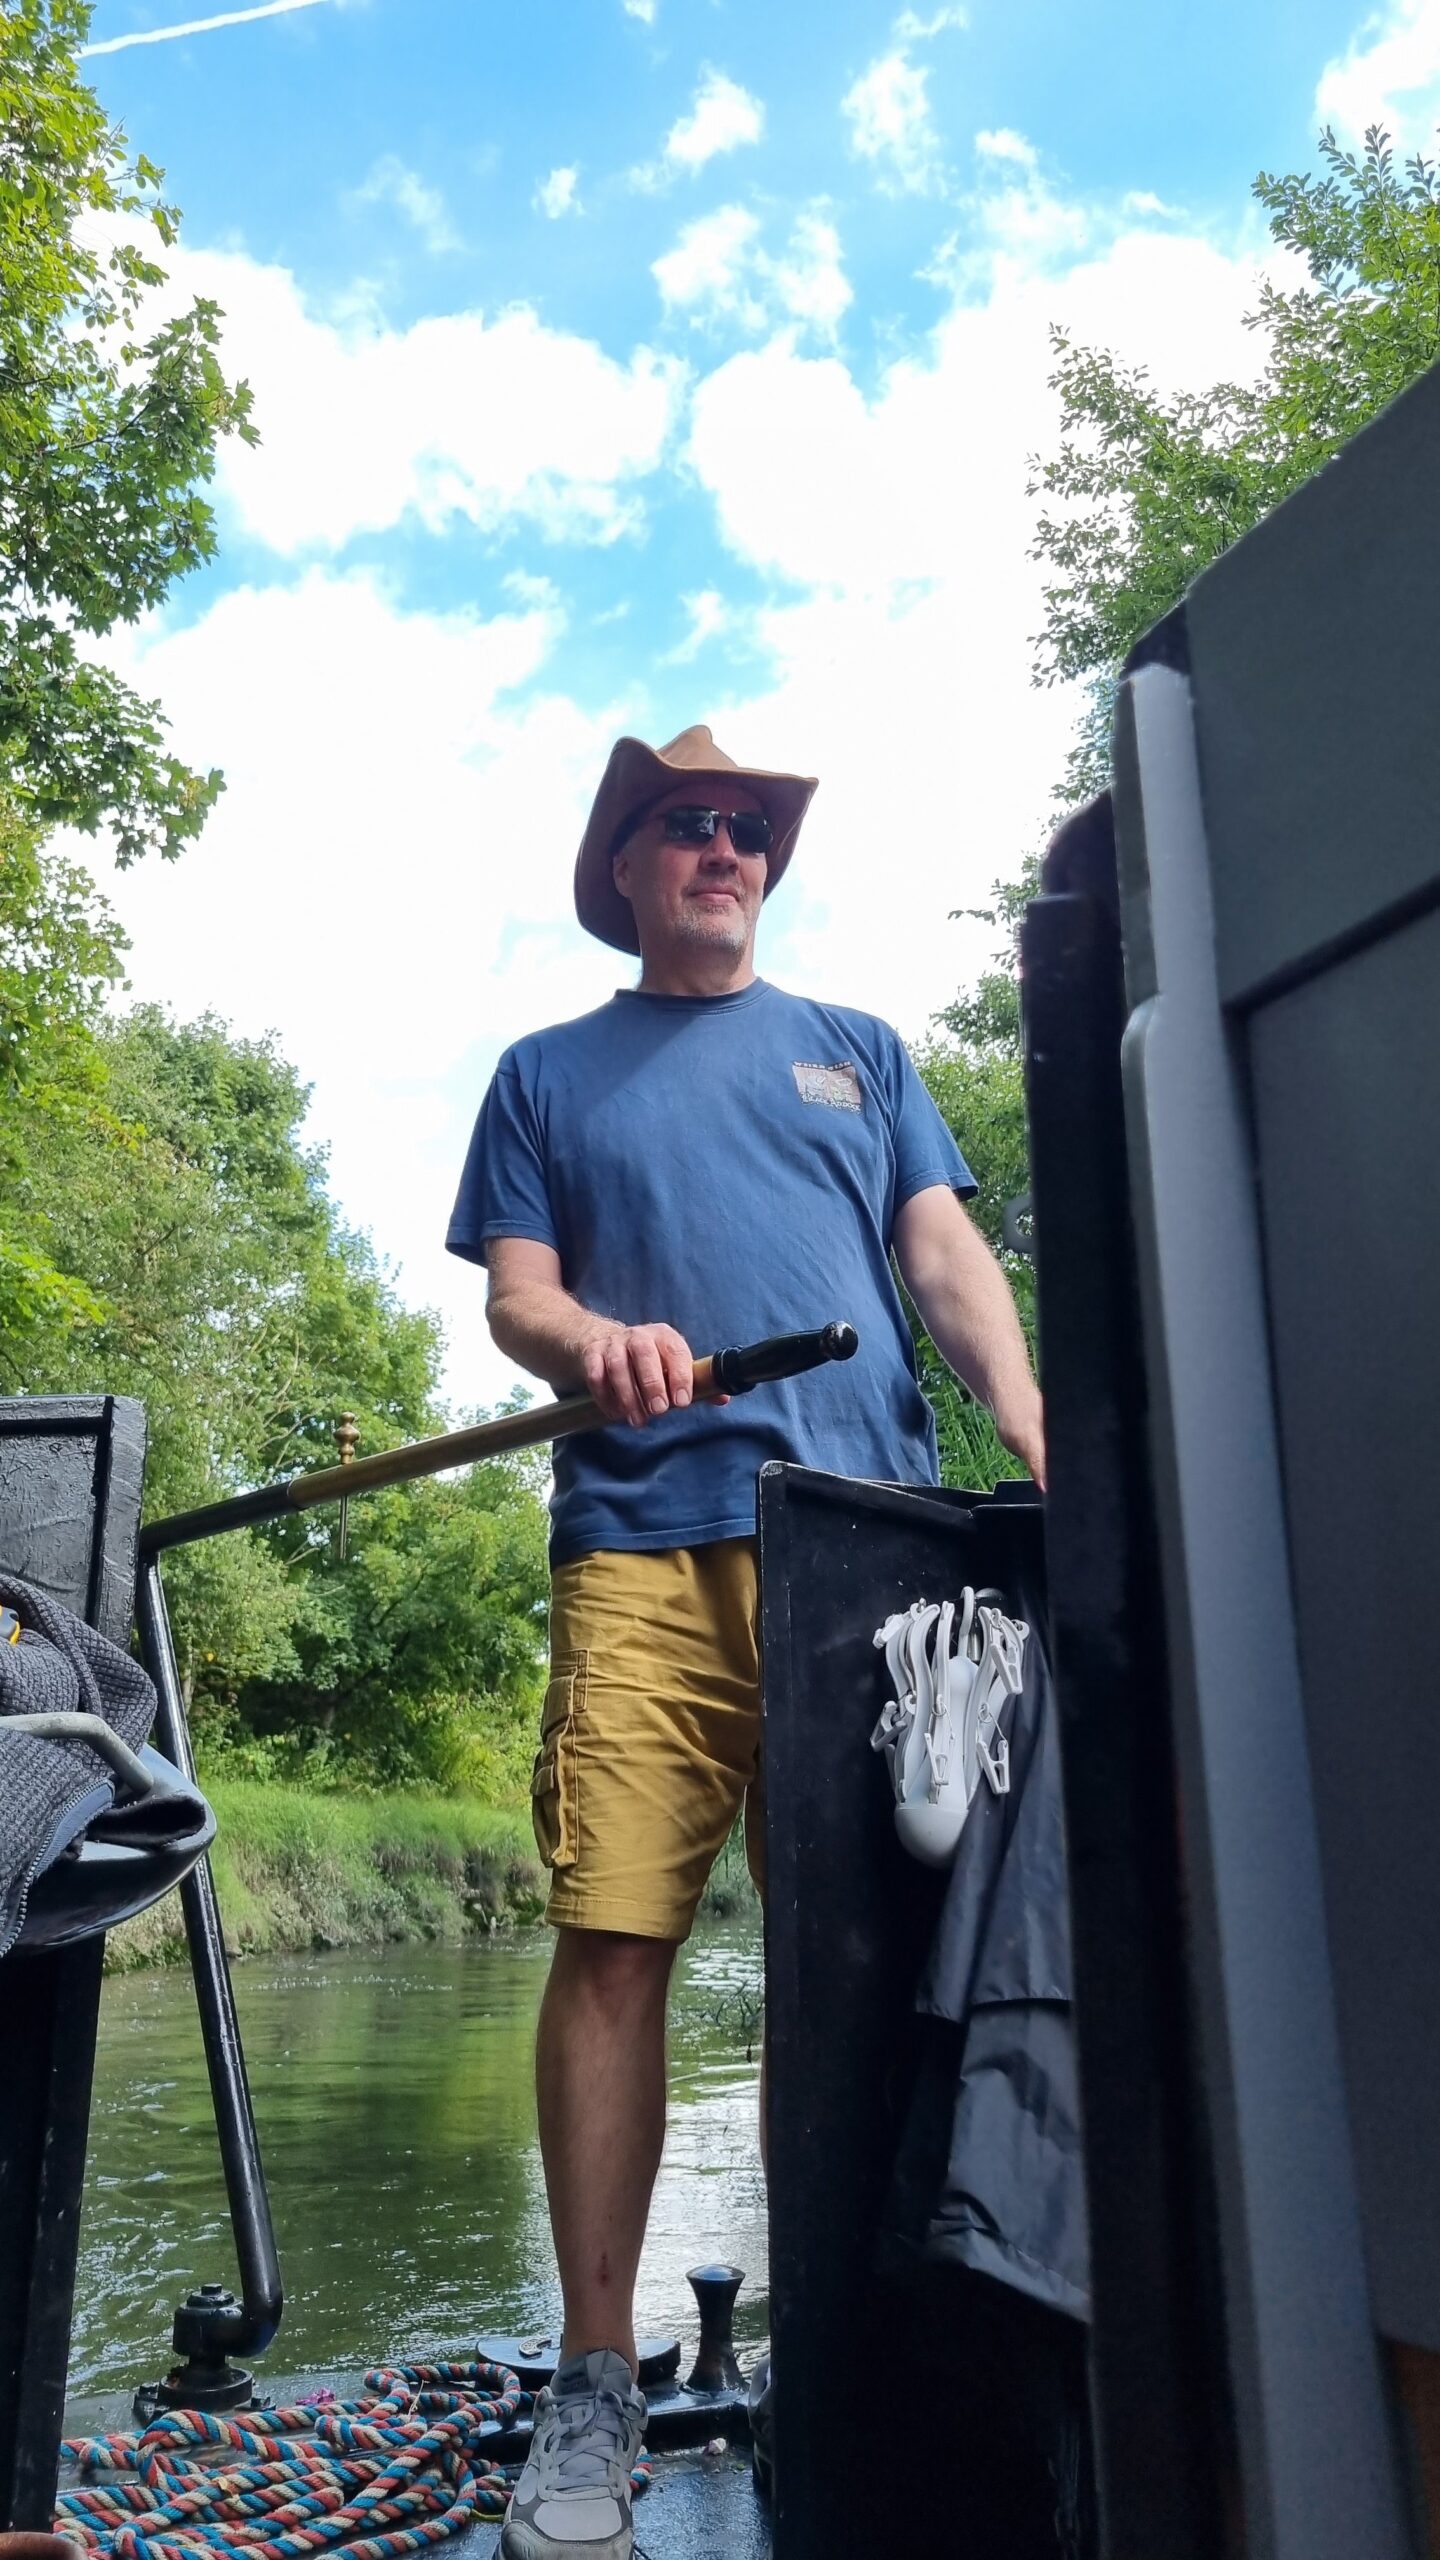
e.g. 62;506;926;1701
535;2386;633;2493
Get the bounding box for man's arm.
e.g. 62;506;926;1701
485;1235;707;1429
893;1185;1046;1487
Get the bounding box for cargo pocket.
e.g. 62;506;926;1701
531;1654;582;1872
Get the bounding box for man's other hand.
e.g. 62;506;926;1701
584;1322;708;1427
995;1384;1047;1491
893;1188;1047;1491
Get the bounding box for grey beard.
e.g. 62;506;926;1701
673;902;750;952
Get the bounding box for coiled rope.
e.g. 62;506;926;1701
57;2358;652;2560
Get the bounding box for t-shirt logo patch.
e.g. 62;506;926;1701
793;1060;863;1113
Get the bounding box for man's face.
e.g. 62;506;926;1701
612;781;769;960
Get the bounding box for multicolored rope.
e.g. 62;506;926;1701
57;2359;651;2560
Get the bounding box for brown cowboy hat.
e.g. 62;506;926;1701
573;723;818;955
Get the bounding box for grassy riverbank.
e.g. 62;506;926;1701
106;1781;760;1971
106;1783;547;1972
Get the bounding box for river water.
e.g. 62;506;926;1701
74;1927;766;2397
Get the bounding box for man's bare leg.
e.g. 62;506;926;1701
536;1927;678;2375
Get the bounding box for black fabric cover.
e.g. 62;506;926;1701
0;1572;157;1959
880;1591;1092;2321
86;1749;213;1852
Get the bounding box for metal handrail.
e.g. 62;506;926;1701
3;1716;155;1801
136;1560;283;2381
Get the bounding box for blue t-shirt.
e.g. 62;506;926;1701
446;979;975;1562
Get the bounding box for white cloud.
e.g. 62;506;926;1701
976;127;1038;167
666;69;765;170
1317;0;1440;148
924;132;1099;291
535;165;582;219
842;51;946;195
663;589;732;663
634;69;765;187
351;155;459;254
623;0;656;18
676;210;1283;1050
94;184;1289;1412
1122;187;1183;218
97;566;626;1406
83;0;342;51
769;213;853;336
972;161;1091;267
653;206;765;327
653;204;851;341
131;233;683;553
502;569;563;609
844;3;968;196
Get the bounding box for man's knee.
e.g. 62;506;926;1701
549;1925;677;2022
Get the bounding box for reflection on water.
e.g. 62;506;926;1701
76;1928;766;2395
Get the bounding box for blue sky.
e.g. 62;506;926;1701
82;0;1440;1404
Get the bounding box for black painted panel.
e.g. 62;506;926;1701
759;1464;1072;2560
1249;909;1440;2352
0;1398;146;1641
0;1433;107;1617
1024;874;1231;2560
1184;358;1440;1007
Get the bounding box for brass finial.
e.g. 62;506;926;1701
335;1412;358;1558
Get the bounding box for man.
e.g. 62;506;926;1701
447;724;1044;2560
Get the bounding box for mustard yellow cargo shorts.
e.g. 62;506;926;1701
531;1539;764;1941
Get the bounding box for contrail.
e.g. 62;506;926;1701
83;0;335;56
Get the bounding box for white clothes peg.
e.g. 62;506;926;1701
870;1589;1028;1867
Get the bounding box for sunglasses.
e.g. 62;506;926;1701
657;804;773;857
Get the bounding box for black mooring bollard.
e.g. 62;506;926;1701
685;2263;744;2393
149;2285;257;2414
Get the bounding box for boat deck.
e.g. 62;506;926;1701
446;2446;770;2560
61;2365;772;2560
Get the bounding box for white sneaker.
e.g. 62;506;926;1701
871;1591;1027;1866
500;2349;645;2559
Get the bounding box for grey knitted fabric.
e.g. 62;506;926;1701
0;1572;157;1959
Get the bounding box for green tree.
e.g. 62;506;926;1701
0;16;548;1784
16;1007;441;1501
0;802;125;1347
1031;126;1440;795
235;1461;550;1791
910;874;1037;1488
0;1;260;1350
1;0;256;863
915;124;1440;1458
10;1003;551;1777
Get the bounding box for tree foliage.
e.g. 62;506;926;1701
6;999;549;1784
911;889;1035;1489
0;9;548;1792
0;0;256;862
0;802;125;1342
920;130;1440;1465
1031;126;1440;795
235;1464;550;1790
13;1007;439;1484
